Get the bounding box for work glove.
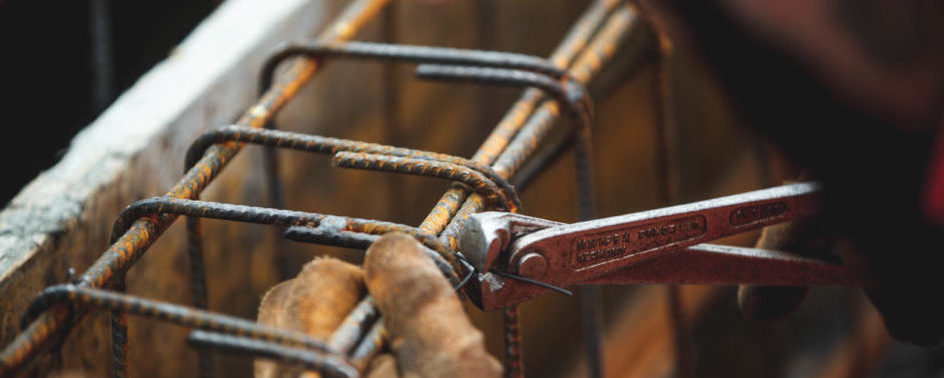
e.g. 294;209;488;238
254;233;501;378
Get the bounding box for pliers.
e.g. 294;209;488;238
459;182;874;310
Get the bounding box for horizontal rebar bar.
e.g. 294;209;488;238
284;226;379;250
187;331;356;378
107;197;458;276
346;1;632;371
332;151;518;212
22;285;331;352
437;4;636;250
1;1;642;377
183;125;520;215
414;64;591;123
111;198;325;243
283;225;456;282
259;40;568;94
0;2;388;374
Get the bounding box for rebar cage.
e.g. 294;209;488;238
1;0;907;377
1;1;651;376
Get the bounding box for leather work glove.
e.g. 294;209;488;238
254;233;501;378
636;0;944;345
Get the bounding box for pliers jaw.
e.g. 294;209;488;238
459;211;563;310
460;182;874;311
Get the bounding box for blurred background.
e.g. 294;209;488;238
0;0;218;205
1;0;943;377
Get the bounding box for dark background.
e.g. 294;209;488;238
0;0;218;205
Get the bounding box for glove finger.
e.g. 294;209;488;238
255;257;366;378
255;279;295;378
364;233;501;378
284;257;366;339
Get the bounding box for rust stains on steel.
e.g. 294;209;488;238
254;38;577;217
346;319;386;372
413;64;592;125
437;4;636;252
0;0;389;375
349;2;637;373
184;125;519;216
186;330;357;378
502;307;524;378
327;298;380;355
332;152;519;213
106;197;456;272
111;198;327;242
259;41;568;93
2;0;642;376
417;0;626;237
22;285;332;353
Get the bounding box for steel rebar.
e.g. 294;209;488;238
331;152;519;212
22;285;331;352
186;331;356;378
184;126;520;214
0;3;388;374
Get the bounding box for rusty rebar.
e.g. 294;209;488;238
0;1;384;364
429;4;635;376
259;41;567;94
332;152;519;212
284;225;456;282
109;197;456;271
414;64;593;126
187;331;356;378
329;3;636;372
88;0;115;113
111;198;327;243
327;298;379;355
22;285;331;353
381;3;405;221
510;131;573;190
503;306;524;378
257;39;569;219
284;225;379;250
428;1;631;248
0;1;641;376
646;17;693;378
413;65;598;225
412;61;598;220
110;277;128;378
346;320;386;372
185;215;211;378
184;125;520;214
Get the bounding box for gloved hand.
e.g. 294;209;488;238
254;233;501;378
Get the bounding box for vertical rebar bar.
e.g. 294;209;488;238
0;1;390;376
0;2;646;376
430;6;634;376
88;0;115;113
475;0;499;132
381;2;406;221
110;275;128;378
574;120;604;378
186;216;212;378
649;24;692;378
502;306;523;378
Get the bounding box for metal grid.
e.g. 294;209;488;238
0;0;640;377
